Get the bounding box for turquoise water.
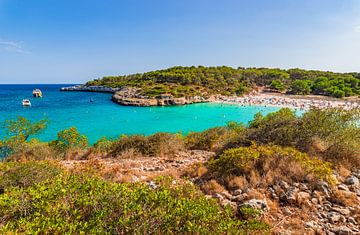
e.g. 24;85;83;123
0;84;284;144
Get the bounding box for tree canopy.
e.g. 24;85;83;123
86;66;360;98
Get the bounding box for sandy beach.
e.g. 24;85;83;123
215;92;360;110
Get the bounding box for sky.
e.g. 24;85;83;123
0;0;360;84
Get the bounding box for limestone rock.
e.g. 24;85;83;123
241;199;268;212
345;176;359;186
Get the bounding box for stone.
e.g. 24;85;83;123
305;221;315;228
296;191;310;205
345;176;359;186
241;199;268;212
311;198;318;204
220;199;237;210
233;189;242;196
212;193;224;200
315;181;330;197
148;181;157;189
282;207;292;216
281;187;299;204
231;194;245;202
332;226;353;235
347;217;356;224
327;212;341;224
221;191;233;200
331;207;350;216
279;180;290;190
337;184;349;191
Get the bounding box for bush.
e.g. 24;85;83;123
247;108;298;147
50;127;88;152
0;117;47;158
185;127;234;151
110;132;184;158
6;139;57;161
92;137;114;155
208;144;334;186
0;161;62;190
297;108;360;168
270;79;285;91
0;174;269;234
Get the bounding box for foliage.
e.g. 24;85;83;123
185;127;233;151
86;66;360;98
297;108;360;167
208;144;334;185
290;80;312;95
0;164;269;234
92;137;114;155
0;117;47;158
0;161;62;190
247;108;298;146
50;127;88;152
110;132;184;158
269;79;285;92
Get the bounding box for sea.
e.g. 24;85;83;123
0;84;284;144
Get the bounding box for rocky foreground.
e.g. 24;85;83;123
61;151;360;235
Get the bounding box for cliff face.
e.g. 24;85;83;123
111;87;209;106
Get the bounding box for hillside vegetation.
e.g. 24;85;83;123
1;108;360;234
86;66;360;98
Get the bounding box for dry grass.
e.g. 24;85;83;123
201;179;225;195
226;175;248;190
331;190;359;207
182;163;208;178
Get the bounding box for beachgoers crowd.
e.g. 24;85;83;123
217;95;360;110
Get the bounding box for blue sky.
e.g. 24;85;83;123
0;0;360;84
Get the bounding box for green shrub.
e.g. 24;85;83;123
92;137;114;155
50;127;88;152
208;144;334;185
297;108;360;168
247;108;298;147
270;79;285;91
0;117;47;158
0;161;62;190
185;127;232;151
0;174;269;234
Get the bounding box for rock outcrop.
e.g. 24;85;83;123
111;87;209;106
206;172;360;234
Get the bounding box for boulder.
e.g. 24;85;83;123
281;187;299;204
296;191;311;205
327;212;341;224
345;176;359;186
241;199;268;212
332;226;353;235
331;207;350;216
337;184;349;191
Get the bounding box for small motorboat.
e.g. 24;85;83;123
32;89;42;98
22;99;31;106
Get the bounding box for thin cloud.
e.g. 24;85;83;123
0;38;29;53
354;25;360;33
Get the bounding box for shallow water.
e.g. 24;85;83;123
0;84;286;143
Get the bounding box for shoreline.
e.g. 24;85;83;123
213;92;360;110
60;85;360;110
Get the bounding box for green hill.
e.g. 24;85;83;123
86;66;360;98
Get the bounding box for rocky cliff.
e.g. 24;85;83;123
111;87;209;106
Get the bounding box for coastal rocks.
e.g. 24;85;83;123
60;85;121;93
111;87;208;106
